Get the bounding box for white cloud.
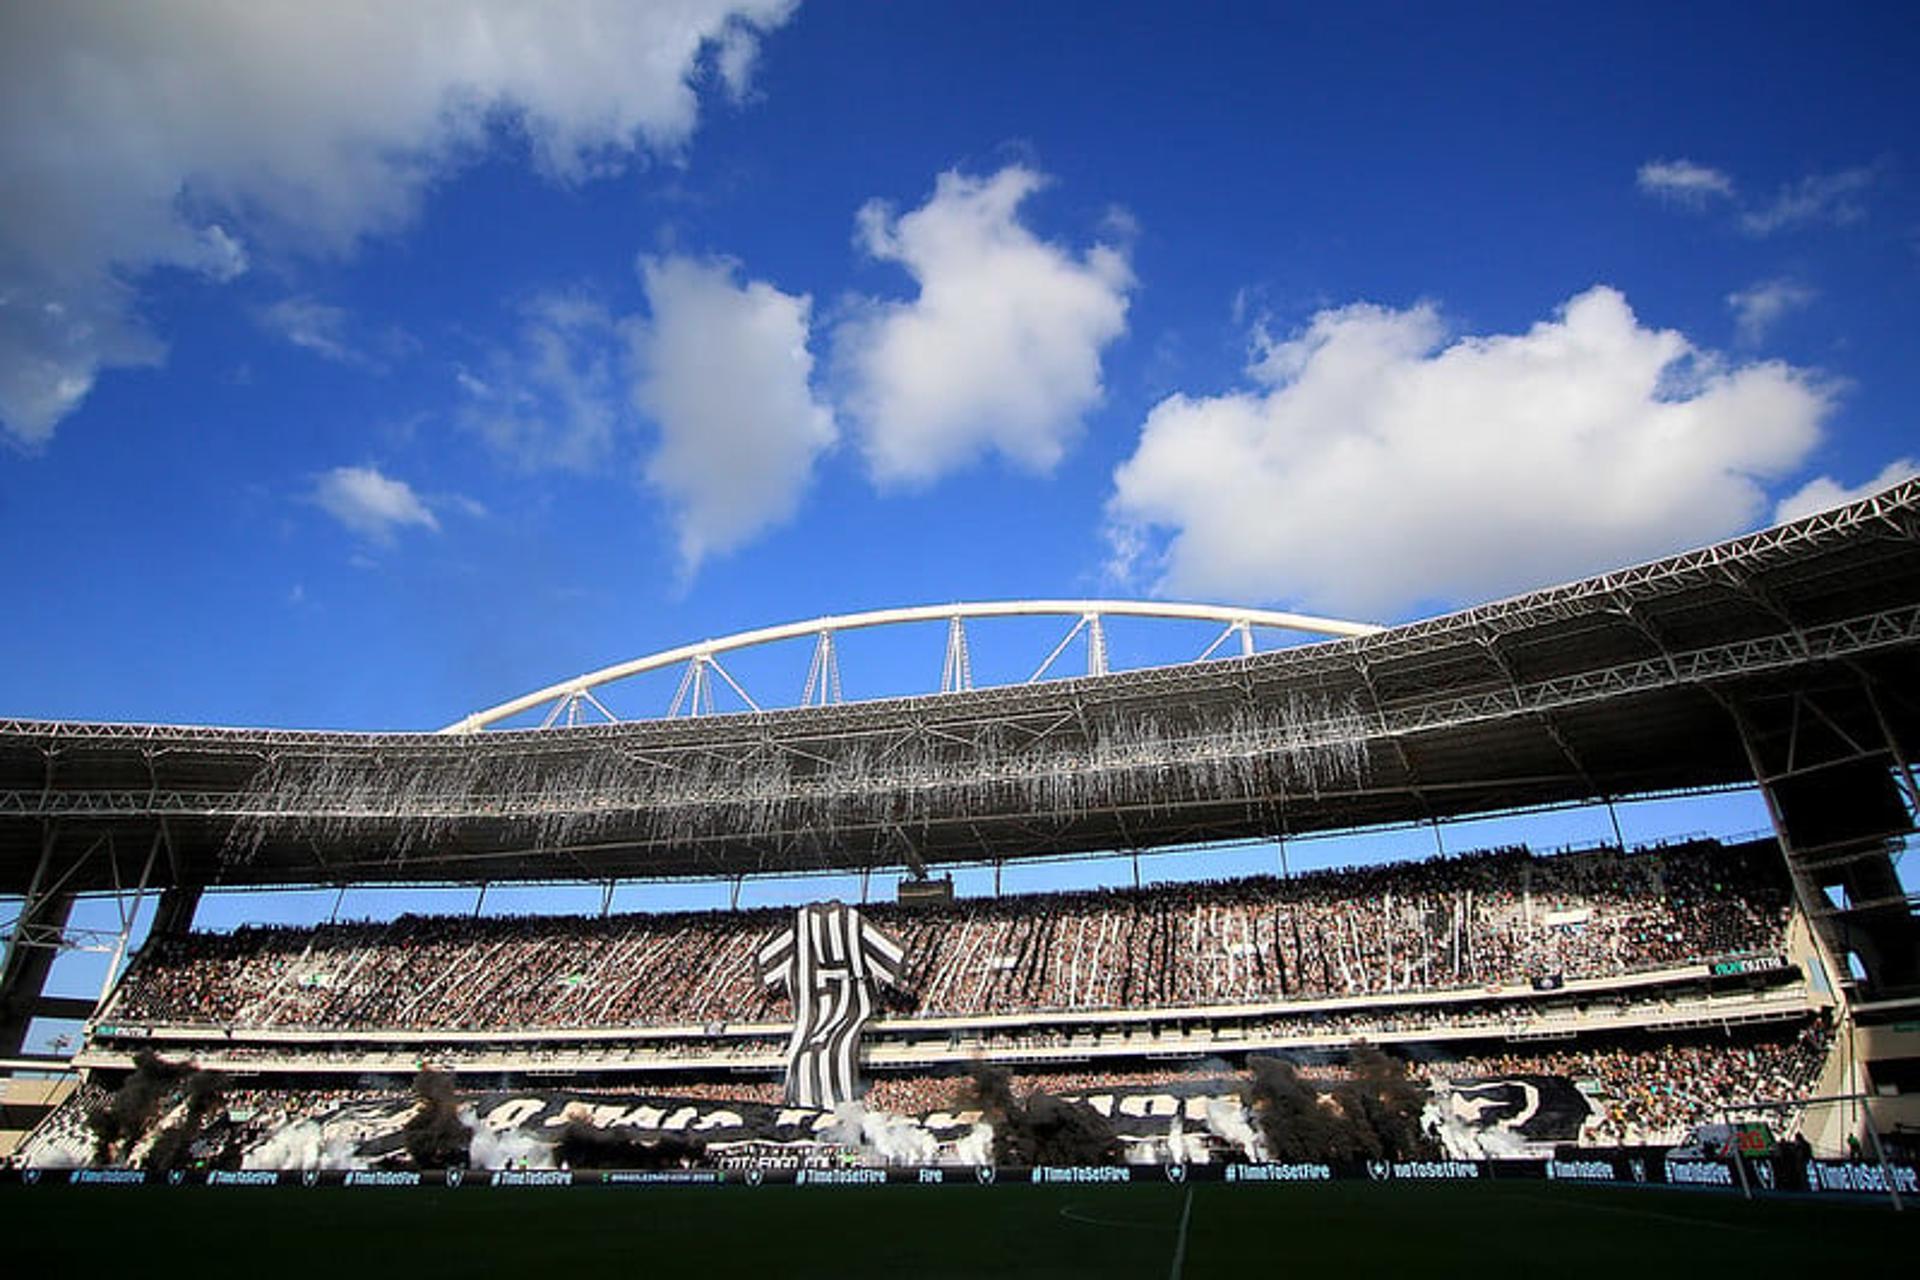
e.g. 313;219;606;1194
198;226;251;282
1106;286;1835;618
256;297;361;365
257;295;417;370
713;24;765;101
630;255;835;571
458;295;623;472
1774;459;1917;524
459;260;833;573
1740;167;1877;236
1636;157;1878;237
311;465;441;543
0;0;798;447
834;166;1134;485
1726;279;1816;345
1636;159;1736;205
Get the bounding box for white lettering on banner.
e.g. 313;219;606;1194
1811;1162;1920;1194
489;1171;571;1187
795;1168;886;1186
1029;1167;1132;1184
602;1170;725;1185
1390;1161;1480;1180
71;1170;146;1185
1225;1163;1333;1183
486;1099;545;1130
344;1171;423;1187
918;1169;945;1184
1665;1161;1734;1187
1545;1161;1615;1182
206;1171;279;1186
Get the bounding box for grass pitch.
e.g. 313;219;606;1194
4;1181;1913;1278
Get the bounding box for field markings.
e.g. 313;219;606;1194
1168;1185;1195;1280
1058;1204;1173;1230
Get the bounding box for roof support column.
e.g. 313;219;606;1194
0;826;73;1058
148;883;203;939
1725;676;1919;1001
93;831;160;1012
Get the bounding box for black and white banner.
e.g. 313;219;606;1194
758;903;904;1109
8;1156;1917;1193
1427;1075;1599;1159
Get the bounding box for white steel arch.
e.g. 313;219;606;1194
439;599;1383;733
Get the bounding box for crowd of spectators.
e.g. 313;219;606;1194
858;1023;1835;1146
1422;1020;1833;1147
8;1083;106;1167
19;1019;1832;1166
108;839;1789;1033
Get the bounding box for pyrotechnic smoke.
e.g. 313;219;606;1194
1244;1048;1438;1162
959;1065;1120;1167
143;1067;229;1171
1203;1098;1263;1162
241;1119;368;1171
951;1122;995;1167
1163;1115;1210;1165
401;1069;473;1169
552;1122;705;1169
827;1103;942;1166
1244;1056;1349;1161
1338;1043;1437;1161
88;1051;194;1165
465;1108;556;1170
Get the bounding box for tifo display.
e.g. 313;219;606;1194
107;840;1786;1030
10;835;1863;1183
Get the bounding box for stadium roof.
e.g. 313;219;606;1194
3;476;1917;894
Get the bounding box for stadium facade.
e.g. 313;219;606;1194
3;476;1918;1173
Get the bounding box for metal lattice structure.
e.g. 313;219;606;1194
0;476;1917;895
438;600;1384;731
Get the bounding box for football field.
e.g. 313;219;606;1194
3;1180;1913;1277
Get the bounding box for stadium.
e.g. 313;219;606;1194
3;477;1918;1273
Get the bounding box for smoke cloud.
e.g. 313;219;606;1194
1243;1047;1438;1162
553;1121;706;1170
827;1103;943;1166
241;1118;369;1172
142;1067;230;1172
88;1051;194;1165
401;1069;473;1169
958;1064;1121;1166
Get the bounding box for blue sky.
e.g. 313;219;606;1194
3;4;1918;1013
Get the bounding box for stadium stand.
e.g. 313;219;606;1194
13;1020;1834;1169
104;837;1790;1032
2;832;1841;1173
